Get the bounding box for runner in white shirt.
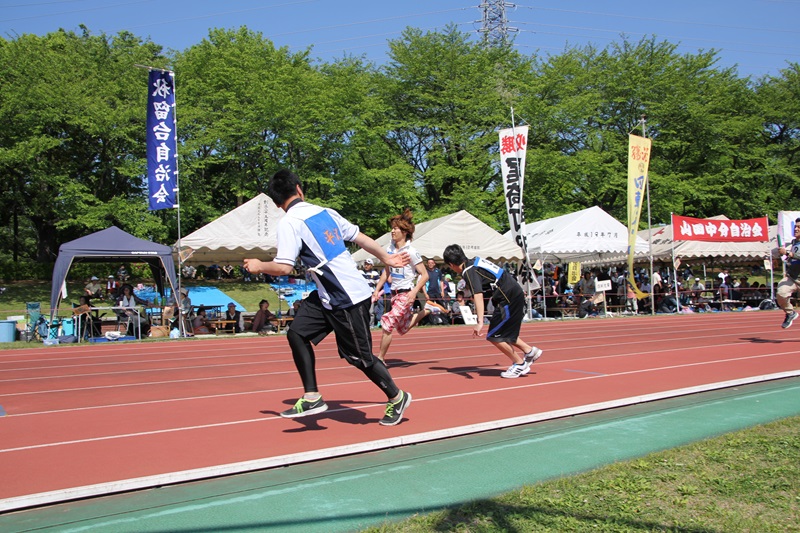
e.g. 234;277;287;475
244;170;413;426
372;208;428;362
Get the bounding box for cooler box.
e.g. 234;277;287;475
0;320;17;343
60;318;75;336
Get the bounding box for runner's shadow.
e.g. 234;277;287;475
260;400;373;431
383;358;421;368
429;365;504;380
741;337;800;344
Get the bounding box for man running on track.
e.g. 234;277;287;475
443;244;543;378
244;169;413;426
777;219;800;329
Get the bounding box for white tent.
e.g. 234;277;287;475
511;206;649;264
177;193;284;265
352;210;524;264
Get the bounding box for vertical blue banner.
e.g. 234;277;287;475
147;70;178;210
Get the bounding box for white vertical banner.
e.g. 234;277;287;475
499;125;529;252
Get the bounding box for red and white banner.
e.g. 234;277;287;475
499;125;528;252
672;215;769;242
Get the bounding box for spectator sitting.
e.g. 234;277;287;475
176;287;192;316
117;284;150;335
105;275;120;300
84;276;104;300
251;299;278;335
222;264;234;279
750;282;764;301
450;290;474;324
690;277;706;303
76;295;101;338
416;300;450;326
288;300;301;317
223;302;244;333
576;271;596;302
657;292;679;313
192;306;215;334
116;264;129;282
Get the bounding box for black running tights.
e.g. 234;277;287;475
286;329;399;399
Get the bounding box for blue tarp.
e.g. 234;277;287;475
135;286;245;312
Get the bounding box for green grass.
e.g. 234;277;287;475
364;415;800;532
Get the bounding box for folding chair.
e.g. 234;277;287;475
113;308;135;337
25;302;46;342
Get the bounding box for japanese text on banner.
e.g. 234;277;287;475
146;70;178;210
672;215;768;242
627;134;651;299
499;126;529;254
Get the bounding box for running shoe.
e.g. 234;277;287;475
781;311;798;329
500;363;529;378
280;396;328;418
523;347;543;366
379;390;412;426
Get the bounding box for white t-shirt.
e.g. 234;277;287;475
652;271;663;286
274;201;370;310
386;241;423;291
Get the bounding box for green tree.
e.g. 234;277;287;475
0;28;168;263
519;37;769;226
379;26;535;229
753;63;800;216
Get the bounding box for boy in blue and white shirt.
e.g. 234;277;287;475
244;170;413;426
443;244;543;379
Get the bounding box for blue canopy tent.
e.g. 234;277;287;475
49;226;178;317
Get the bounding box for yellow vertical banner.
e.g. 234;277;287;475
627;134;651;299
567;262;581;285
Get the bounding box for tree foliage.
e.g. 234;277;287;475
0;26;797;274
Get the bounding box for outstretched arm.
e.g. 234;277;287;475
242;258;294;277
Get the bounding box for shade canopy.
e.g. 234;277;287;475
511;206;649;264
352;210;524;264
50;226;178;314
177;193;284;265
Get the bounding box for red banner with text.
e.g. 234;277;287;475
672;215;769;242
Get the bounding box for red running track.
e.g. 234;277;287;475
1;311;799;511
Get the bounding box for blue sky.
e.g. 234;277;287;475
2;0;799;79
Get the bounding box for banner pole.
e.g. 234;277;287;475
641;115;656;315
140;65;184;336
508;107;535;319
671;213;681;313
172;72;185;337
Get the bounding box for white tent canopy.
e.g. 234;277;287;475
352;210;524;264
511;206;649;264
640;215;776;264
177;193;284;265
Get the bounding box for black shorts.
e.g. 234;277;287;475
485;295;523;344
290;291;375;366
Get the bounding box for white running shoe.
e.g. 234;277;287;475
501;362;529;378
524;347;543;365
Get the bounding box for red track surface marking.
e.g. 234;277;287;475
1;311;799;511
